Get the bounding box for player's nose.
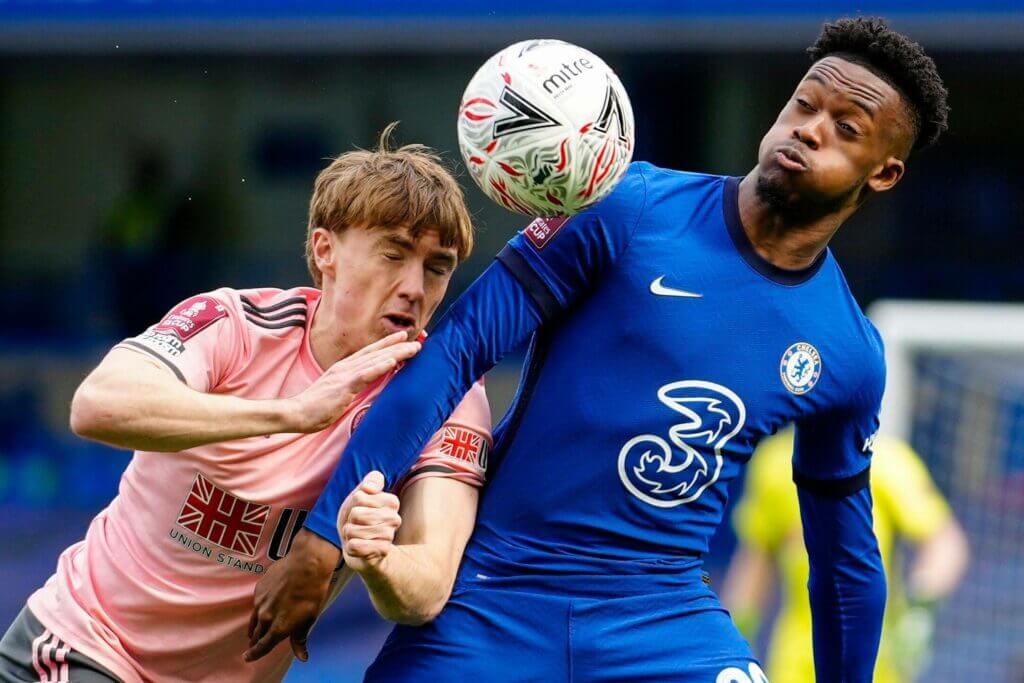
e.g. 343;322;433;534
396;266;426;305
792;120;821;150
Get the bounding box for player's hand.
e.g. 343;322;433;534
244;529;339;663
338;472;402;574
284;332;421;433
891;600;938;678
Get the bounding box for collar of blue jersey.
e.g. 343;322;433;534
722;176;828;286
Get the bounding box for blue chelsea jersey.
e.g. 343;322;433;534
463;162;885;574
305;161;888;679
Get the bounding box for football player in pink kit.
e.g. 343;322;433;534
0;130;491;683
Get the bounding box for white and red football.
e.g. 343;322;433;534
457;39;634;216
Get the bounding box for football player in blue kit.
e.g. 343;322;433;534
249;17;949;682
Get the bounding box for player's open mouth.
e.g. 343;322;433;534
775;147;808;172
383;314;416;330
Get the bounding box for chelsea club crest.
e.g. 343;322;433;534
780;342;822;395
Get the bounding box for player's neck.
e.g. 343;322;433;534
308;296;359;371
737;172;857;271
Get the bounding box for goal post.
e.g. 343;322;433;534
868;298;1024;682
870;299;1024;440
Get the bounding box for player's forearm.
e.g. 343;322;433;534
908;517;969;602
720;546;773;641
357;545;453;625
799;485;886;681
71;369;294;451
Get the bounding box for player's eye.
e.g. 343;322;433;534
837;121;859;136
427;260;453;276
796;98;815;111
383;252;402;262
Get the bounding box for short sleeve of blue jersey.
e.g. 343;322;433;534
496;162;649;316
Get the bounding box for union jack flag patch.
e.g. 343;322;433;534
176;473;270;556
440;426;490;470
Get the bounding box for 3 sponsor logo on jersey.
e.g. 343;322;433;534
618;380;746;507
779;342;822;395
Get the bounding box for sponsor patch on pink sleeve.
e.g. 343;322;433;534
523;216;569;250
154;295;228;341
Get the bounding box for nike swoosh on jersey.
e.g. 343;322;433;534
649;276;703;298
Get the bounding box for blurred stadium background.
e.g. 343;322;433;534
1;2;1022;681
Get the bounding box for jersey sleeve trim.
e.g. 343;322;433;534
119;340;187;384
408;464;458;477
495;245;563;322
793;465;871;498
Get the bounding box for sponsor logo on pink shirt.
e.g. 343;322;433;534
154;296;227;341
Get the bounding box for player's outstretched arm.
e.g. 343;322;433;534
797;481;886;681
70;332;419;452
340;473;477;625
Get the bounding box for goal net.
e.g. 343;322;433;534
870;300;1024;683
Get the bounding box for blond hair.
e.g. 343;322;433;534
305;123;474;286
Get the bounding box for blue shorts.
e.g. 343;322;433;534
365;573;767;682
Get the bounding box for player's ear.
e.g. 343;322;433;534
311;228;337;281
866;156;904;194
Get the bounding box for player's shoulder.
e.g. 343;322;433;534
593;162;724;219
231;286;319;334
815;268;886;390
587;161;650;217
850;305;886;389
631;161;725;185
840;311;886;410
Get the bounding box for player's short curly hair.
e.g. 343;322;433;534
807;17;949;153
306;122;473;287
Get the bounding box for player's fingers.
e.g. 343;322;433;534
248;609;272;646
247;610;258;641
290;634;309;663
347;504;400;526
346;331;408;360
332;343;419;392
358;471;386;495
347;489;372;509
347;488;399;511
351;358;398;389
337;487;361;530
244;628;285;662
345;538;391;559
348;341;421;371
337;486;381;529
341;521;399;543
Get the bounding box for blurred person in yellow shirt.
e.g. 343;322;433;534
722;429;969;683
